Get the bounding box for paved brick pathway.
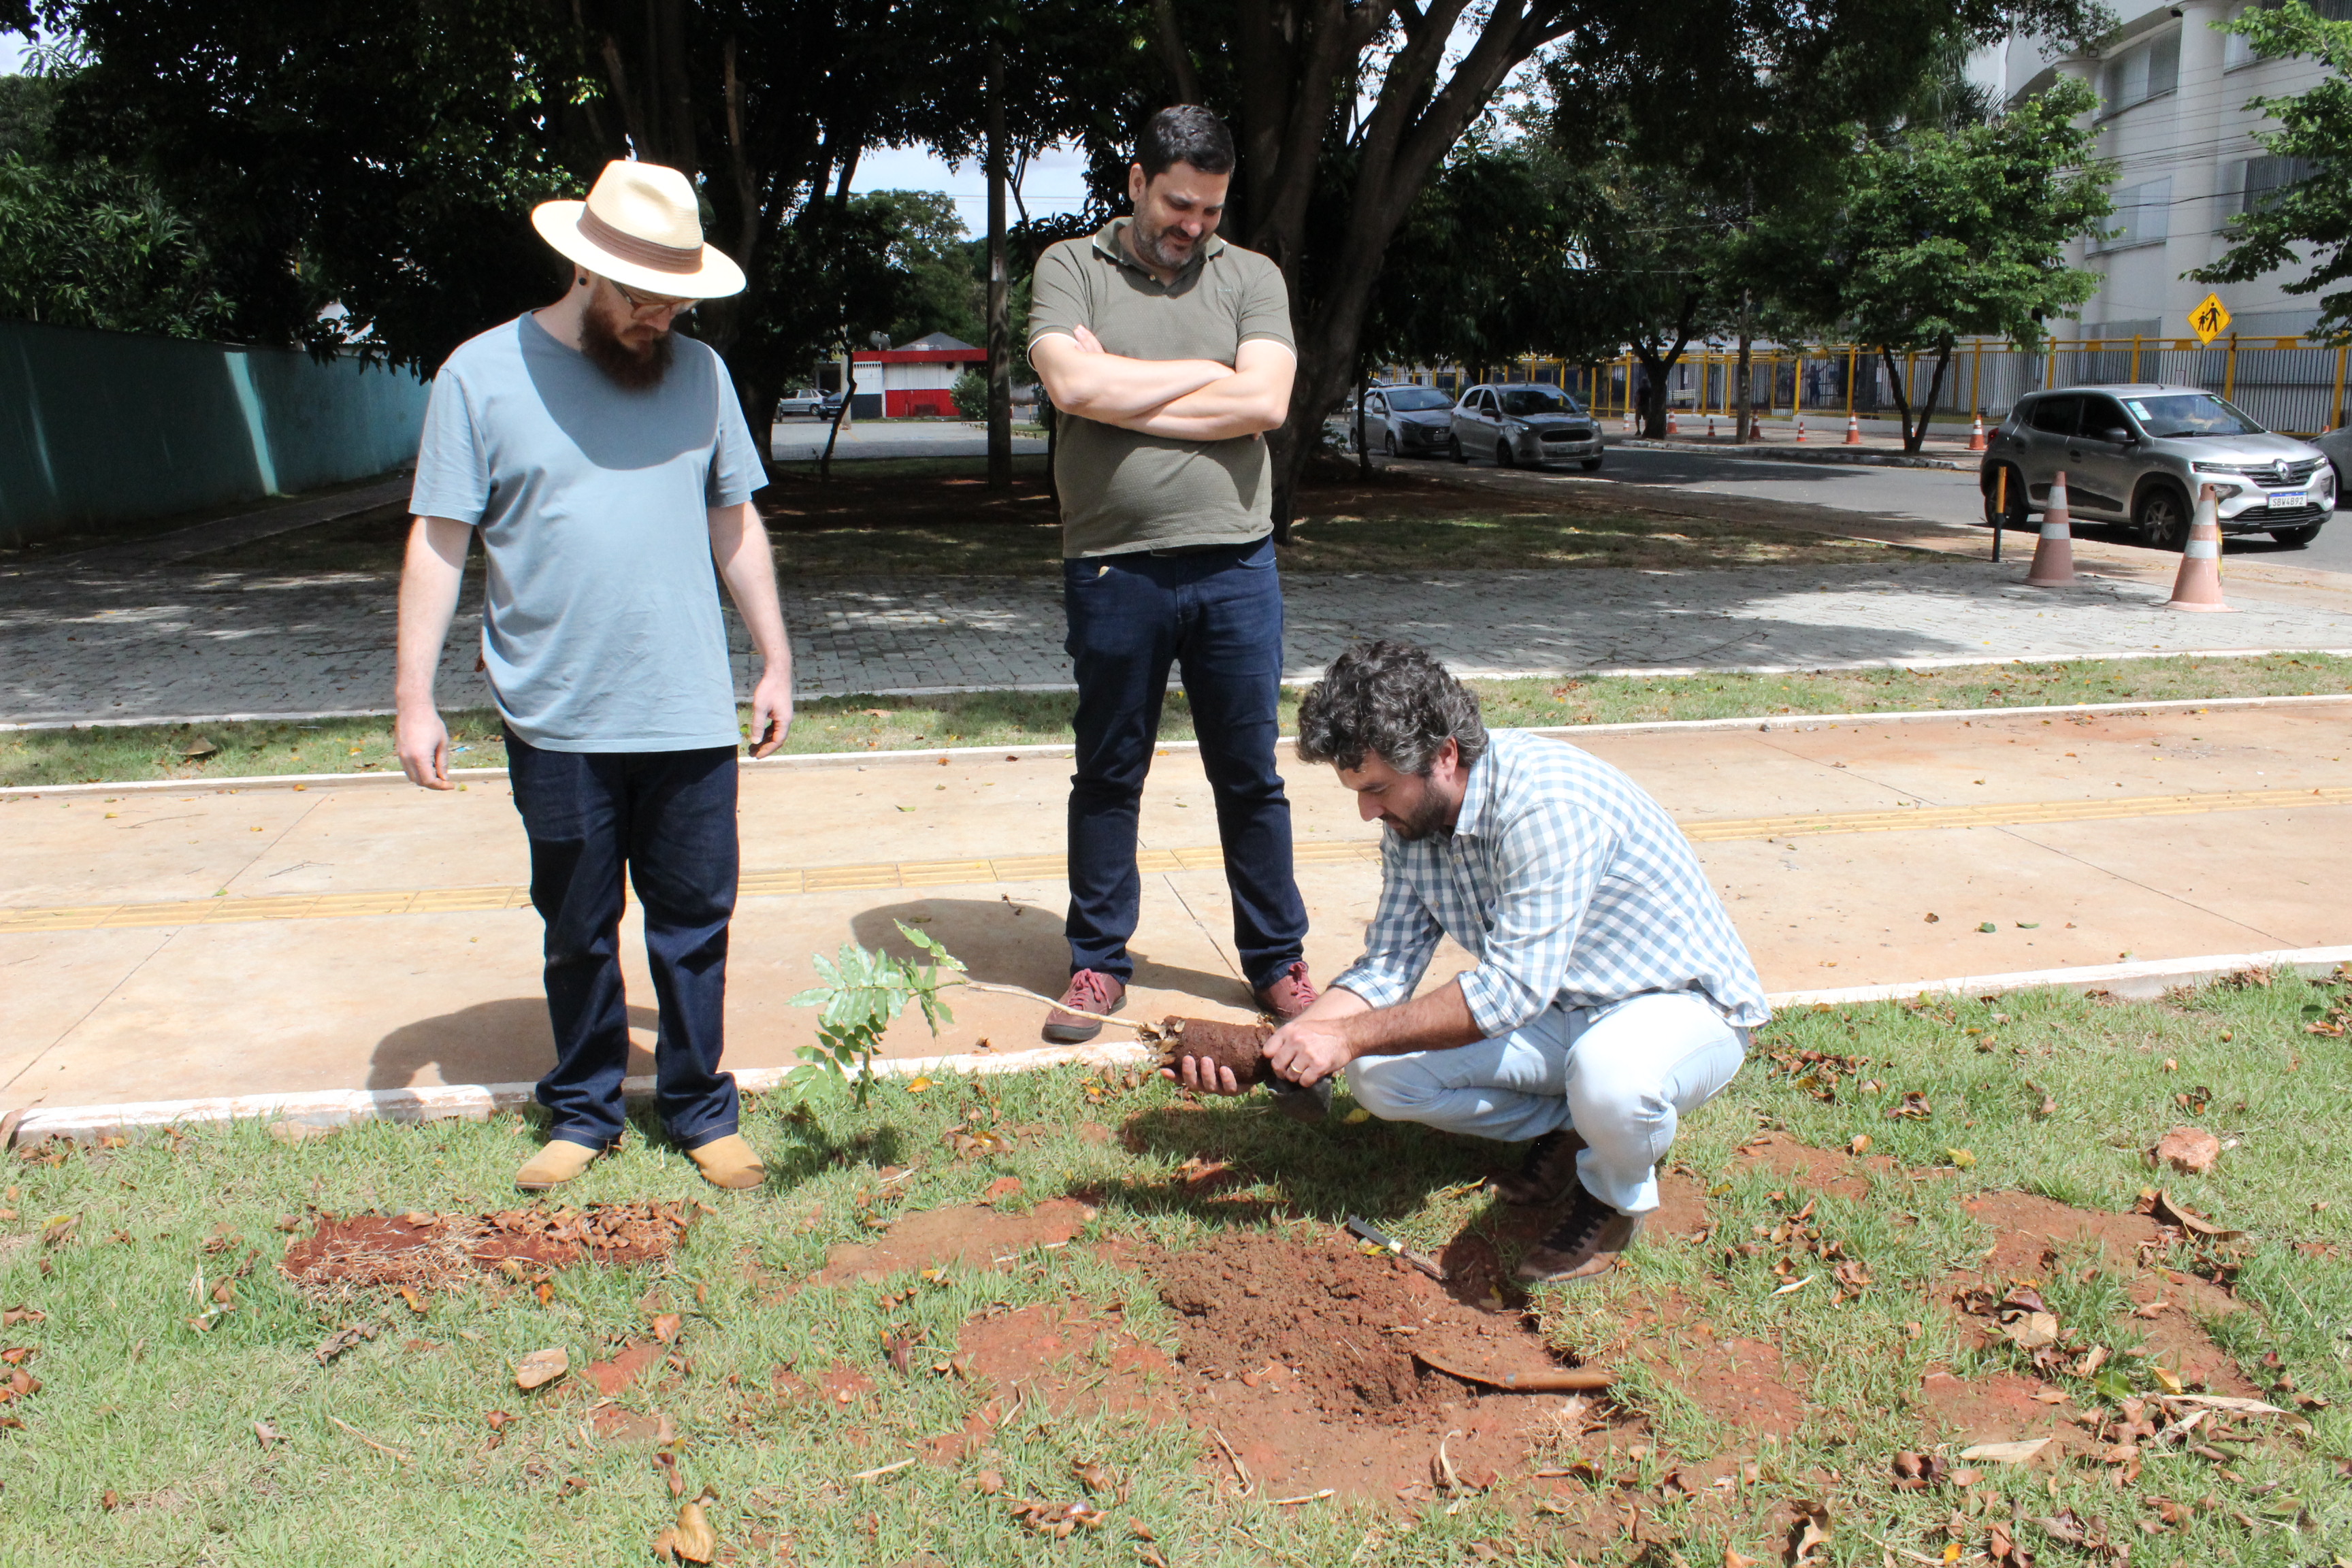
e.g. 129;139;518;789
9;549;2352;724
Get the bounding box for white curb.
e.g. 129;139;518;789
9;947;2346;1146
1765;945;2352;1009
7;687;2349;798
2;1041;1156;1147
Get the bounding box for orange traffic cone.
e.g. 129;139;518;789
2025;470;2078;587
1795;415;1808;443
2166;485;2233;612
1967;411;1988;452
1707;414;1717;439
1667;409;1680;436
1622;407;1633;435
1844;412;1862;445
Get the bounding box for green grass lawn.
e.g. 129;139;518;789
7;653;2348;789
2;970;2346;1564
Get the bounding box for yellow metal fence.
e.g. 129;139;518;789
1399;336;2351;439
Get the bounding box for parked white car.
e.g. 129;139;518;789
775;389;843;418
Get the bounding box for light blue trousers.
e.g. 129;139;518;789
1344;990;1748;1215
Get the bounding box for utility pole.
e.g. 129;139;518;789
985;37;1012;489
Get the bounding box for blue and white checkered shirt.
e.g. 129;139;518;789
1332;730;1769;1036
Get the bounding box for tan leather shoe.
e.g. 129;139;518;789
516;1139;602;1192
688;1134;766;1190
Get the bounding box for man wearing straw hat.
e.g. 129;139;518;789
395;160;791;1193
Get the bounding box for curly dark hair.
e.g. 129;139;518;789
1294;640;1488;776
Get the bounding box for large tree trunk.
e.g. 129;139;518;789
1878;346;1912;454
1189;0;1574;535
1733;289;1754;442
1907;346;1953;455
985;38;1011;489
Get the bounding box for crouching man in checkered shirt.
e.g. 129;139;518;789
1169;640;1770;1284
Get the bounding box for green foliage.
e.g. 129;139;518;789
1825;78;2110;356
949;367;987;420
786;921;965;1108
1791;78;2112;450
2196;0;2352;339
0;150;235;337
853;189;983;349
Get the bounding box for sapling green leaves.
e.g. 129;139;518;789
786;921;967;1108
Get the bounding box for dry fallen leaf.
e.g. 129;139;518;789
312;1322;378;1366
2150;1126;2221;1176
1788;1499;1832;1565
1725;1550;1759;1568
1999;1311;2061;1351
513;1347;569;1391
651;1312;683;1345
672;1494;718;1563
1959;1438;2053;1464
904;1076;934;1093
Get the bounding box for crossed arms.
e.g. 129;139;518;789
1029;325;1294;442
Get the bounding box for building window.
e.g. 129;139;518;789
2096;178;2172;251
2240;154;2320;215
2100;31;2180;114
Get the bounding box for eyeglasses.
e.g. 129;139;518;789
612;282;697;319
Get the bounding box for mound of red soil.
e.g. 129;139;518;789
1150;1228;1584;1423
810;1198;1094;1285
1134;1226;1618;1499
282;1203;694;1294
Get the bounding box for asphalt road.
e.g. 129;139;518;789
1386;443;2352;576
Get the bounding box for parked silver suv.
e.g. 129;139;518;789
1980;384;2334;547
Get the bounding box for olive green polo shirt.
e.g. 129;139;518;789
1027;218;1294;557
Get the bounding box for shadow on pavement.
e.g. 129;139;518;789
851;896;1252;1014
368;996;657;1091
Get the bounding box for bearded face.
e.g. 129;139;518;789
577;279;676;389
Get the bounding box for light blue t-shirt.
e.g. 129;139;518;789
409;313;766;752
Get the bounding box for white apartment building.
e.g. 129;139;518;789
1979;1;2345;342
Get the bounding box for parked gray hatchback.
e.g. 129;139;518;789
1980;385;2334;548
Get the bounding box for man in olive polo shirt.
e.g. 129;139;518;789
1026;105;1319;1082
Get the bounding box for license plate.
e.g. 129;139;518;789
2267;489;2309;508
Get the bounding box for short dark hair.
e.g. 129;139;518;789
1294;640;1488;777
1137;105;1235;179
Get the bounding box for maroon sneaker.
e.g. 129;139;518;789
1043;969;1126;1044
1252;960;1318;1022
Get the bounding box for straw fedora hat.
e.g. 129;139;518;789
532;161;746;299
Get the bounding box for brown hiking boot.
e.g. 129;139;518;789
1489;1127;1590;1207
1252;960;1318;1022
1514;1182;1644;1284
1043;969;1126;1044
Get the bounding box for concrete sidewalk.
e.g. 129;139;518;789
5;698;2347;1119
13;548;2352;725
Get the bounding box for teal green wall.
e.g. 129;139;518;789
0;318;431;545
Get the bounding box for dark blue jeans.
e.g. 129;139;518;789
1062;536;1307;990
504;728;740;1150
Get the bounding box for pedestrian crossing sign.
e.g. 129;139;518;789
2188;293;2232;346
